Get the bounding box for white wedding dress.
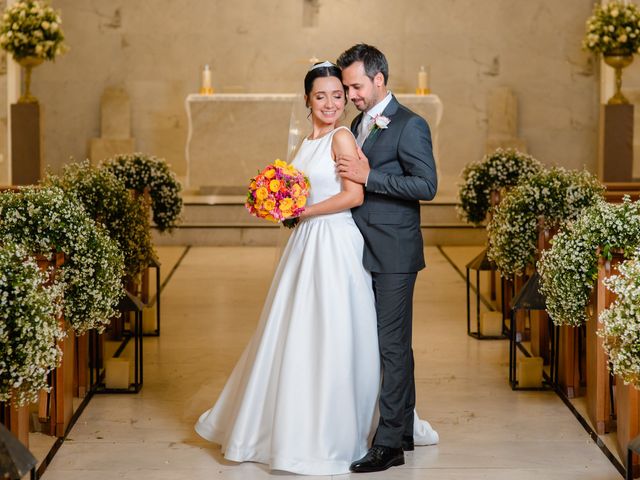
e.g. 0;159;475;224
195;126;438;475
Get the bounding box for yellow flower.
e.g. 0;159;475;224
264;169;276;179
292;184;302;196
279;198;294;211
296;196;307;208
256;187;269;200
282;209;293;218
250;180;257;190
269;180;281;192
274;159;288;168
265;214;277;223
264;199;276;211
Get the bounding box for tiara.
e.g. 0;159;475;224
309;60;336;71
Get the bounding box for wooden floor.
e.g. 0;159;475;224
40;246;622;479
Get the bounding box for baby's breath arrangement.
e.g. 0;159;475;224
102;153;183;232
599;250;640;387
0;0;66;61
584;1;640;55
539;198;640;327
0;242;64;407
45;161;155;279
0;186;124;334
457;148;543;225
487;168;604;277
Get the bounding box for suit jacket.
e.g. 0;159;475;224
351;95;438;273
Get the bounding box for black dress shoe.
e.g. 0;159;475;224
402;435;414;451
350;445;404;473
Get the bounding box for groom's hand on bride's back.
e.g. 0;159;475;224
336;147;370;185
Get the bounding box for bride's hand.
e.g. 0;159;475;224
299;207;312;219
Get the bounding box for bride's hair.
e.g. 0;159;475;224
304;62;345;102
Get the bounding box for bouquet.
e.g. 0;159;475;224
0;0;67;61
246;159;310;228
583;1;640;55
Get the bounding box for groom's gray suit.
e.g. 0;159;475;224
351;95;437;448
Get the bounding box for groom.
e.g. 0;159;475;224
336;44;438;473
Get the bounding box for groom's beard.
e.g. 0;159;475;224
351;91;384;112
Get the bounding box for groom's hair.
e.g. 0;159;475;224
336;44;389;85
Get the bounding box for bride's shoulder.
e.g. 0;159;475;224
331;126;356;145
331;126;357;156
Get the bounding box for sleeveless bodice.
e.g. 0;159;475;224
291;126;352;215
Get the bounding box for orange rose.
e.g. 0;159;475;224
279;198;294;211
292;184;302;197
269;180;281;192
256;187;269;200
264;199;276;211
264;169;276;179
296;196;307;208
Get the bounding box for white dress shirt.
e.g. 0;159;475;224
358;91;393;185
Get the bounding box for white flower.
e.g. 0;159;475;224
619;34;628;42
612;8;620;18
372;114;390;130
41;20;50;30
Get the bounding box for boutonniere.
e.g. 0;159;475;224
370;114;390;132
367;114;390;143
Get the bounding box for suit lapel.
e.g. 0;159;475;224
362;95;400;156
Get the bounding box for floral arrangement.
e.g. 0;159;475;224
102;153;183;232
0;186;124;334
45;161;155;279
246;159;310;227
599;250;640;387
487;168;603;277
0;0;66;61
583;1;640;55
0;242;65;406
457;148;543;225
539;198;640;327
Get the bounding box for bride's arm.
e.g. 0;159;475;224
300;129;364;218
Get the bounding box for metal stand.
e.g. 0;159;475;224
143;258;161;337
466;248;508;339
0;422;38;479
508;272;558;391
627;435;640;479
91;291;144;394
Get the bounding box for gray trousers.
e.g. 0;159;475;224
371;272;417;448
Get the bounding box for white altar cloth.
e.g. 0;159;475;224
185;93;443;191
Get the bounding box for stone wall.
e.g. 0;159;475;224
29;0;599;193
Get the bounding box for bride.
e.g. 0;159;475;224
194;61;437;476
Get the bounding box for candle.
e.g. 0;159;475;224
200;64;214;95
416;66;430;95
418;66;428;90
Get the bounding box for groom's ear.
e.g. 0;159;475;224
374;72;385;88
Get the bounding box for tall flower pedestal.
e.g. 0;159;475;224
600;53;634;183
587;251;625;434
17;56;43;104
1;399;30;448
10;101;41;185
604;53;633;106
616;378;640;478
36;252;74;437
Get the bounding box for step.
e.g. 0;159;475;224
152;194;485;246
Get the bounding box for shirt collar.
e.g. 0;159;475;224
366;91;393;120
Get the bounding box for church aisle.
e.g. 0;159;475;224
41;246;621;479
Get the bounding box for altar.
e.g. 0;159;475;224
185;93;443;192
